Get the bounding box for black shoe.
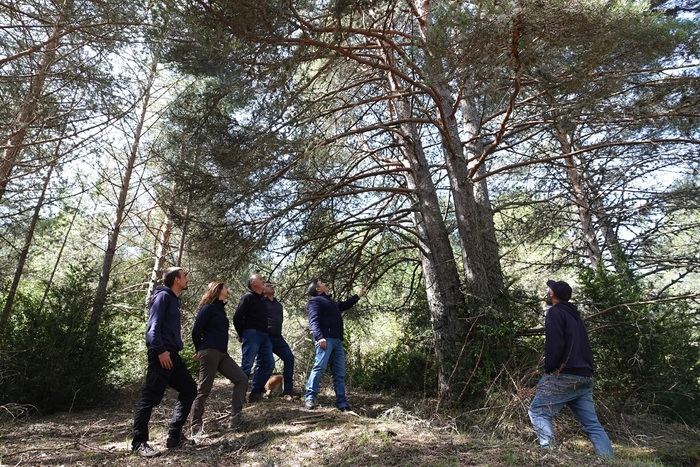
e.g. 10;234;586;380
166;433;195;449
132;442;159;457
248;391;263;403
338;405;352;412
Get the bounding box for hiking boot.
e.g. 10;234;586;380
132;442;159;458
248;391;263;403
304;399;317;409
228;412;244;430
166;433;195;449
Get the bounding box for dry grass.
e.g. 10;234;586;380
0;380;697;466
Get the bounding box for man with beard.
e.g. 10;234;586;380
131;267;197;457
528;280;614;457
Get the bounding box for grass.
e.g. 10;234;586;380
0;380;697;466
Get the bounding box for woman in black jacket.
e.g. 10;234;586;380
191;282;247;435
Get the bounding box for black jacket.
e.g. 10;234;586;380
192;300;230;353
544;301;594;377
145;286;184;354
233;291;269;338
265;298;284;337
307;293;359;342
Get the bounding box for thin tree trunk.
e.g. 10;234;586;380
0;155;56;331
553;125;603;270
145;211;173;310
88;55;158;335
0;0;73;201
39;196;81;311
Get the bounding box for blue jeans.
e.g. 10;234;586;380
529;374;614;457
304;338;348;409
240;329;274;394
253;335;295;394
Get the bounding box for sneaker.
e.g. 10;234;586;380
304;399;316;409
132;442;159;458
248;391;263;403
166;433;195;449
228;412;244;430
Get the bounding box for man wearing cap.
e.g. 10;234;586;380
528;279;614;457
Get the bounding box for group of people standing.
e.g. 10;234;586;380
129;267;613;459
130;267;365;458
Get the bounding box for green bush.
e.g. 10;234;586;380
579;267;700;424
0;263;124;413
349;341;437;394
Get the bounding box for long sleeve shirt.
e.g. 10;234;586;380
544;301;594;377
232;291;269;338
307;293;360;342
191;300;230;353
145;286;184;354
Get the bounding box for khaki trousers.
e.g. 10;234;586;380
191;349;248;427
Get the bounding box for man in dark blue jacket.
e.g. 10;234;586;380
303;278;366;411
233;274;274;402
131;267;197;457
528;280;614;457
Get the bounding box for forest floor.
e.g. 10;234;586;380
0;380;698;466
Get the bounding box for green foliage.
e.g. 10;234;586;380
0;262;123;413
579;267;700;423
349;340;437;394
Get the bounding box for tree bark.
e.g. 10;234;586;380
461;100;504;297
88;55;158;336
553;124;603;270
0;153;56;331
411;0;492;304
145;210;174;310
0;0;73;201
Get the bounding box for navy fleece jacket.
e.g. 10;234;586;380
145;286;183;354
544;301;594;377
192;300;230;353
307;293;360;342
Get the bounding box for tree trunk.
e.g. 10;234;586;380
0;155;56;331
384;62;468;401
411;0;492;304
553;125;602;270
461;100;504;297
39;196;82;311
0;0;73;201
145;211;174;310
88;55;158;335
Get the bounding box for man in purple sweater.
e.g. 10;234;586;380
528;280;614;457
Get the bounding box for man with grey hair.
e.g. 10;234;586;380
233;273;274;404
131;267;197;457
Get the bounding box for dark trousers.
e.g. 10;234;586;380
262;335;295;393
132;349;197;447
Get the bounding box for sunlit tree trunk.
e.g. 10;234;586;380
88;55;158;336
0;0;73;201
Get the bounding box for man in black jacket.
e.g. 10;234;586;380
303;278;366;411
131;267;197;457
253;281;296;396
233;274;274;402
528;280;614;457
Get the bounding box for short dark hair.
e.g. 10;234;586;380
163;267;185;288
307;278;320;297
